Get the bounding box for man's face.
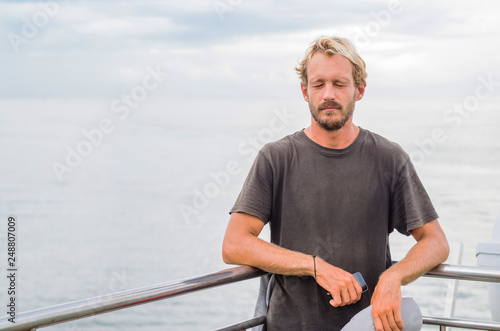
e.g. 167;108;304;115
301;52;365;131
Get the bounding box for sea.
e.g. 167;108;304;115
0;95;499;330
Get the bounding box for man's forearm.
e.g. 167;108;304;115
383;220;449;285
223;230;315;277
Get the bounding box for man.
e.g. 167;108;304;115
222;36;449;331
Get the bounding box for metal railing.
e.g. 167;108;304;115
0;263;499;330
0;266;265;331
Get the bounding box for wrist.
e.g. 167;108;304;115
311;256;326;279
307;254;322;279
380;268;403;286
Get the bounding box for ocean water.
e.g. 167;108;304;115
0;96;499;330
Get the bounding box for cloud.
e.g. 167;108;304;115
72;16;174;38
1;0;500;99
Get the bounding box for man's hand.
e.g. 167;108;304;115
369;220;449;331
315;257;363;307
371;271;404;331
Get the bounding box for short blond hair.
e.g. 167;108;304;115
295;36;367;87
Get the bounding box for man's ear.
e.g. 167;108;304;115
301;84;309;102
356;83;366;101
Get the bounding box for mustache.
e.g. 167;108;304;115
319;100;343;110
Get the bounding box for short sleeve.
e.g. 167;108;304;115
229;150;274;224
390;159;439;236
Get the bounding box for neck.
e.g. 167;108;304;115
304;118;360;149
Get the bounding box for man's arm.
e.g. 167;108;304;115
371;219;449;331
222;212;363;307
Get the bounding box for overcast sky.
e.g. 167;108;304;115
1;0;500;100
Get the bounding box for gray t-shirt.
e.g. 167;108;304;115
230;128;438;330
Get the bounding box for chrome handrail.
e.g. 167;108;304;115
423;316;500;330
216;315;500;331
426;263;500;282
0;266;266;331
217;315;500;331
0;263;499;330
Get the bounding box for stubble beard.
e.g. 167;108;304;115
309;94;356;132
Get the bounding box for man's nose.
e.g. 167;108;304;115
323;83;336;100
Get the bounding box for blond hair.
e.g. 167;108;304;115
295;36;367;87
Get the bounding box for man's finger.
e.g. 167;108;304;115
352;278;363;301
340;288;350;306
379;315;391;331
372;314;383;331
395;309;405;330
346;283;358;304
386;312;401;331
330;290;342;307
